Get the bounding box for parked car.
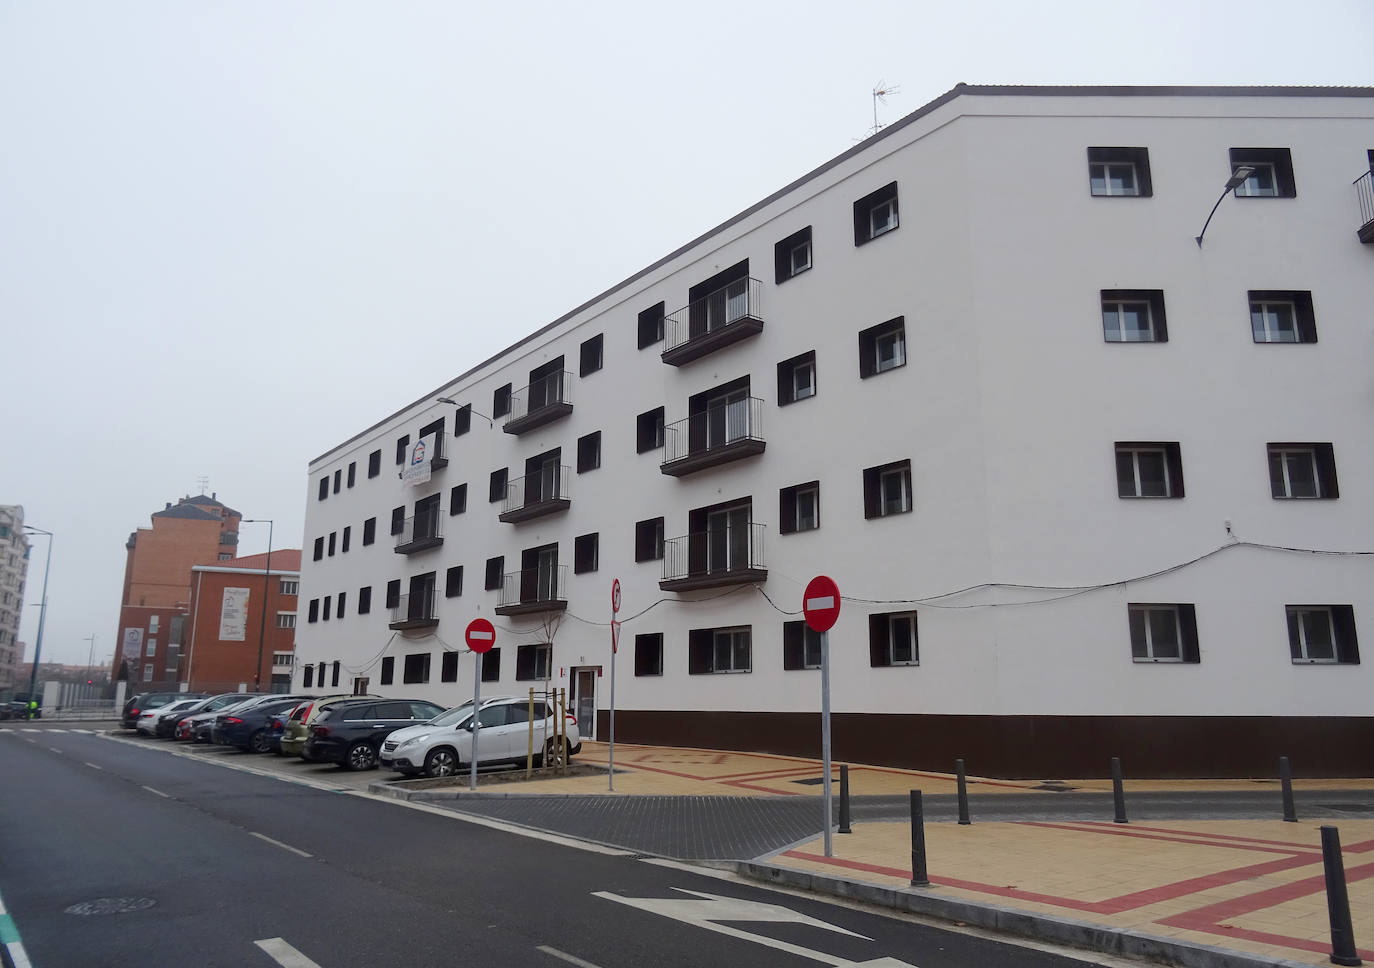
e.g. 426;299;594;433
264;703;302;754
155;693;249;738
207;695;304;745
381;696;580;778
278;694;379;758
180;694;267;742
213;697;310;752
1;699;38;720
122;691;206;729
303;698;445;771
135;698;202;736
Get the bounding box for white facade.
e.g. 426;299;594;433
296;86;1374;776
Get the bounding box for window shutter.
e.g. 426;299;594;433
1128;609;1147;659
1179;605;1200;663
1333;606;1360;664
385;580;400;609
390;507;404;536
783;621;804;670
1316;445;1339;498
1168;444;1186;498
1286;610;1303;660
380;656;394;685
481;648;501;682
688;629;710;675
635;637;650;677
516;645;535;681
1268;450;1286;498
779;487;797;535
1151;294;1169;342
1296;296;1318;343
868;615;889;667
863;469;880;519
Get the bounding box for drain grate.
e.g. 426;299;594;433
1030;782;1077;792
64;897;156;916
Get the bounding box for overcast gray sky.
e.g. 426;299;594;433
3;0;1370;668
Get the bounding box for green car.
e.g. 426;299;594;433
278;694;379;758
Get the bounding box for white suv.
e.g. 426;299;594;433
380;696;581;778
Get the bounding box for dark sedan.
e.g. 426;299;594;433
213;697;307;753
302;698;444;771
155;693;250;738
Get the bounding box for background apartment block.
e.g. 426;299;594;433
0;505;29;690
183;551;300;692
294;85;1374;777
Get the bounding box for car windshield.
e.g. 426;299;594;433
428;700;477;727
162;700;198;713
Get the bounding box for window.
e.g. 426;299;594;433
441;651;459;683
574;533;599;574
280;578;298;595
1115;443;1184;499
688;627;752;674
143;664;154;682
445;565;463;598
493;384;512;419
395;435;410;465
336;591;346;618
358;586;371;615
853;181;899;245
1102;290;1167;342
489;468;508;503
390;506;405;536
1230;148;1296;198
485;556;504;591
327;532;336;556
368;450;381;478
780;481;820;534
481;648;501;682
637;301;665;349
774;226;813;283
380;656;394;685
362;517;376;546
515;643;552;681
322;596;331;621
145;638;156;657
385;580;401;609
1287;606;1359;664
635;517;664;562
313;537;324;561
341;526;351;553
868;612;918;666
777;351;816;405
1128;604;1200;663
347;462;356;488
332;661;341;687
308;599;319;623
1087;147;1152;197
318;477;329;501
577;431;601;473
277;612;296;629
634;633;663;676
1249;291;1316;343
454;404;472;437
403;652;431;684
303;666;314;688
580;333;604;377
783;621;824;670
449;483;467;515
333;470;341;494
149;615;159;633
863;460;912;518
636;407;665;453
1268;443;1338;499
858;318;906;377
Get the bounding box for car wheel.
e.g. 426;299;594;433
248;730;272;754
345;742;377;771
541;737;566;768
424;747;459;778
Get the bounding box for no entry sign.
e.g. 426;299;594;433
802;575;841;633
465;617;496;653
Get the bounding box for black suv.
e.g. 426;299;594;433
302;698;444;771
122;691;207;729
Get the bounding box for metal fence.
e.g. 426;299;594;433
507;370;572;423
663;396;764;464
662;522;766;582
499;564;568;608
504;465;570;513
664;276;762;352
394;510;443;549
1355;170;1374;233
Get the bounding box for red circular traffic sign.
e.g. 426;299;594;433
611;578;621;614
802;575;841;633
465;617;496;654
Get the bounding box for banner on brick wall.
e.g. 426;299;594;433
219;587;250;641
121;627;143;665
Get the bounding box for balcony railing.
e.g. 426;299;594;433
660;522;767;592
388;590;438;630
495;564;569;616
662;277;764;366
219;531;238;547
1356;170;1374;244
499;465;571;523
661;396;766;477
393;512;444;554
503;370;573;435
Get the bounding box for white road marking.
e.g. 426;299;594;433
45;728;67;733
249;832;313;858
84;762;104;771
806;595;835;611
537;945;605;968
141;785;170;798
47;747;62;754
20;728;39;733
254;938;323;968
6;941;33;968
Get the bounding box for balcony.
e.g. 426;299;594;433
271;653;294;671
219;531;238;547
660;522;767;592
1356;171;1374;244
660;397;765;477
494;565;568;616
503;370;573;435
499;466;571;524
662;277;764;367
393;512;443;555
388;591;438;631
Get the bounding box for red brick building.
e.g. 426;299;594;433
184;550;301;692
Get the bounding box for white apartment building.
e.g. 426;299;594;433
296;85;1374;778
0;505;30;690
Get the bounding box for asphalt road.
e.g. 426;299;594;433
0;727;1101;968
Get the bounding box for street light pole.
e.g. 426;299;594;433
23;526;53;701
242;519;273;691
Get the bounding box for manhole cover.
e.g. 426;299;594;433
1030;782;1077;792
64;897;157;916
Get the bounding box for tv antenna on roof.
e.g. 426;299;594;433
871;81;900;136
196;476;210;496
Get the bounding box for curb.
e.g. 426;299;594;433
735;862;1318;968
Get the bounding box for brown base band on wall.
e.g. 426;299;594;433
593;710;1374;779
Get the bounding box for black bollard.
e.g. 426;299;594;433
955;758;971;825
838;764;852;834
910;790;929;887
1111;757;1128;824
1279;755;1298;823
1320;826;1362;966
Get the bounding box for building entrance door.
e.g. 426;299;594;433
571;667;597;740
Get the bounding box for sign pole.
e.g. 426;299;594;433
821;628;833;858
802;575;841;860
469;651;481;791
609;579;621;793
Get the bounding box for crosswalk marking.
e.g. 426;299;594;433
254;938;323;968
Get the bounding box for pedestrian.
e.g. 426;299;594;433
27;699;38;720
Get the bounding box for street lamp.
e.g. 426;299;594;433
1195;166;1256;247
241;519;273;691
435;397;495;428
22;525;53;702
